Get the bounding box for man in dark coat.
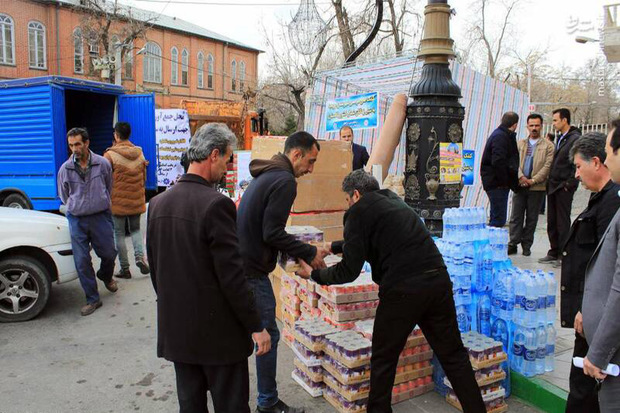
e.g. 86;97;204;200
237;131;328;413
561;132;620;413
539;108;582;264
340;126;370;170
480;112;520;227
147;123;271;413
296;170;485;413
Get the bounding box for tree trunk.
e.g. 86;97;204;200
332;0;356;60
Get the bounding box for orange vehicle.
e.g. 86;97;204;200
180;100;268;149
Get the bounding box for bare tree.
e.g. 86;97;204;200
332;0;357;59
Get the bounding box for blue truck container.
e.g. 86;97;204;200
0;76;157;210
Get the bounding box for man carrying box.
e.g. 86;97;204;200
297;170;485;413
238;131;330;413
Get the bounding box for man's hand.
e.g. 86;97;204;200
519;176;528;185
252;329;271;356
310;252;327;270
583;356;607;381
325;242;333;254
317;247;330;259
574;311;584;337
526;179;535;186
296;259;313;279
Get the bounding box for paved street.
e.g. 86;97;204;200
1;188;594;413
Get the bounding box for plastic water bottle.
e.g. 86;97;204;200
524;272;538;328
502;269;515;322
545;324;556;372
491;270;504;322
491;318;509;351
482;242;493;291
514;270;526;323
512;324;525;373
456;305;470;332
443;209;454;241
536;324;547;375
523;326;537;377
536;271;548;325
477;293;491;335
546;271;557;324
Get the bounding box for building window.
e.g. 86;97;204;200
231;59;237;92
73;28;83;73
197;52;204;88
170;47;178;85
124;41;133;79
0;14;14;65
239;61;246;91
143;41;162;83
207;54;214;89
181;49;189;86
28;21;46;69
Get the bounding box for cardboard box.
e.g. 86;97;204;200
287;211;345;242
251;137;353;212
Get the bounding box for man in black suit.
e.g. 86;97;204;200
539;108;582;264
340;126;370;170
147;123;271;413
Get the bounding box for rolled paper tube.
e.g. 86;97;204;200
365;93;407;183
573;357;620;376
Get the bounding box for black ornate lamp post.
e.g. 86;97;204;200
405;0;464;237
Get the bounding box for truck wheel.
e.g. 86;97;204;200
0;256;51;322
2;193;30;209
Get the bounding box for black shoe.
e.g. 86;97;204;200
538;255;557;264
136;259;150;275
80;300;102;316
522;248;531;257
507;244;518;255
257;400;304;413
115;268;132;279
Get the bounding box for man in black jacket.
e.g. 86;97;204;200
560;132;620;413
539;108;582;264
340;126;370;170
480;112;520;227
147;123;271;413
237;131;328;413
297;170;485;413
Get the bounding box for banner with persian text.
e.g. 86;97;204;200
155;109;191;187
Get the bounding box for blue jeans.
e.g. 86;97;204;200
246;277;280;409
66;211;117;304
112;214;144;271
487;188;510;228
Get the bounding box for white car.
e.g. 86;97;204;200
0;207;78;322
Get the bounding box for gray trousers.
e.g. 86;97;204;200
508;189;546;250
600;374;620;413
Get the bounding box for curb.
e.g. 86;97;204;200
511;371;568;413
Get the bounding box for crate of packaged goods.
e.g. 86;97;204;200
278;226;324;272
322;354;371;385
325;317;358;331
282;303;301;328
323;370;370;402
293;357;323;382
391;378;434;404
292;368;324;397
323;331;372;369
446;382;507;413
394;362;433;384
300;302;322;319
281;274;299;295
282;326;295;348
280;288;301;312
443;364;506;389
323;387;368;413
320;298;379;322
398;345;434;366
293;318;340;352
292;340;323;367
461;332;507;370
298;285;320;308
316;273;378;304
355;320;428;349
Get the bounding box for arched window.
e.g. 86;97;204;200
181;49;189;86
124;40;134;79
73;28;83;73
0;14;14;65
28;21;46;69
143;42;162;83
231;59;237;92
239;61;246;91
207;54;214;89
197;52;204;89
170;47;178;85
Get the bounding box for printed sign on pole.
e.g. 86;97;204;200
439;142;463;184
462;149;475;186
155;109;191;187
325;92;378;132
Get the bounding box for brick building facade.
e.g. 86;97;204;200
0;0;260;108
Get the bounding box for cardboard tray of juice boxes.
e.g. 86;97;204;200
290;318;435;412
444;331;509;413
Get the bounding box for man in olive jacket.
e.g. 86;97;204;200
560;132;620;412
147;123;270;413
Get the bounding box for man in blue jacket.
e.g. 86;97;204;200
237;131;329;413
57;127;118;316
480;112;520;227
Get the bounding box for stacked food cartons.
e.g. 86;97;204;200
280;273;301;347
291;318;340;397
445;331;509;413
278;226;324;272
315;273;379;327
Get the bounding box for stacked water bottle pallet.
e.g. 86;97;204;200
445;332;509;413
